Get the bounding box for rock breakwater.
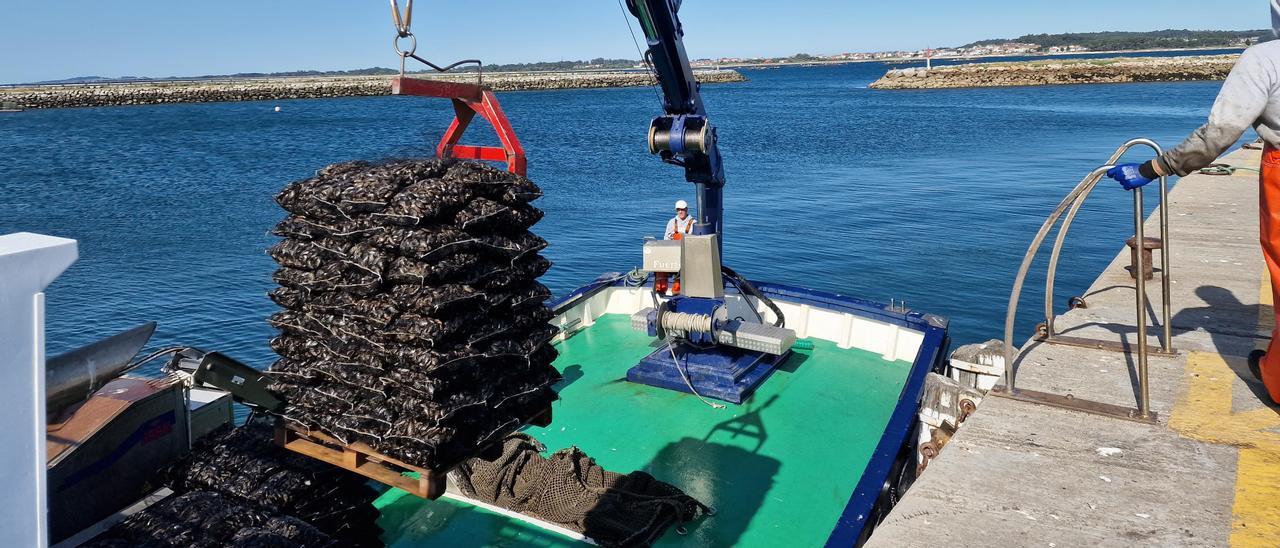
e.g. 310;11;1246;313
869;54;1237;90
1;70;746;109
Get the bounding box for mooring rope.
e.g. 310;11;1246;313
1199;163;1260;176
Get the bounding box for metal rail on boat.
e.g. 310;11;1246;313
999;138;1172;423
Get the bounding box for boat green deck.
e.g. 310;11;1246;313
375;313;913;547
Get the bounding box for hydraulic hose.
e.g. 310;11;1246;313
721;265;785;328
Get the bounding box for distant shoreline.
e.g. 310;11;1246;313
712;45;1246;70
0;69;746;110
867;54;1238;90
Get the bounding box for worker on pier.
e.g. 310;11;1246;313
1106;2;1280;403
656;200;695;295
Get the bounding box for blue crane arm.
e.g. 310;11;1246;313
626;0;726;242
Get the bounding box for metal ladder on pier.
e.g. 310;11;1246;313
998;138;1173;423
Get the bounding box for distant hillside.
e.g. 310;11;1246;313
963;29;1270;51
26;58;642;86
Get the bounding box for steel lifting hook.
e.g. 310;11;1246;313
389;0;419;76
387;0;482;80
390;0;413;37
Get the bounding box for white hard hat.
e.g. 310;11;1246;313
675;199;689;210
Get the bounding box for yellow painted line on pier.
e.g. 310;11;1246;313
1233;448;1280;547
1234;271;1280;547
1170;269;1280;546
1169;352;1280;449
1170;352;1280;546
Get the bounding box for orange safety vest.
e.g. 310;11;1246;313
658;217;694;294
670;217;694;240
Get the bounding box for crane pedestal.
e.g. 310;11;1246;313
627;342;790;404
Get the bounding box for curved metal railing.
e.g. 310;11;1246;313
1043;139;1172;351
1000;138;1172;420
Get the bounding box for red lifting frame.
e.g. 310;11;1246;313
391;76;527;177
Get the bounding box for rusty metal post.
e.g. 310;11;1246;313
1125;236;1162;280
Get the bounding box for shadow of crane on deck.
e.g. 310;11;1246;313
637;394;782;547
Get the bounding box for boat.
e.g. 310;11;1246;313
22;269;950;547
372;274;950;546
1;100;24;112
368;2;952;538
16;240;951;547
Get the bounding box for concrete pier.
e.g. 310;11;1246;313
869;146;1280;546
0;70;746;109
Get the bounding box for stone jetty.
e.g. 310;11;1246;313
869;54;1237;90
0;70;746;109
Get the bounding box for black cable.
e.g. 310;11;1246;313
625;267;650;287
722;266;784;328
723;275;764;323
616;0;664;108
127;346;189;375
409;54;482;75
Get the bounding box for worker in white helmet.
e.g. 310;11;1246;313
665;199;696;240
657;199;696;294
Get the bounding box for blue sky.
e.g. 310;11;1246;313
1;1;1265;83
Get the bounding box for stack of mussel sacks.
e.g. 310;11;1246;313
266;159;561;472
85;421;382;547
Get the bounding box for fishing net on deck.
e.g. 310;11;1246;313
265;158;561;471
452;433;709;547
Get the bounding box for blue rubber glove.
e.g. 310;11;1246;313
1106;163;1153;190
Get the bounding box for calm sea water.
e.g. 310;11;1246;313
0;59;1245;374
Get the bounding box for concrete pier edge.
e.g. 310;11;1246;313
868;146;1280;547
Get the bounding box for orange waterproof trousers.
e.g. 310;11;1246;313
1258;145;1280;403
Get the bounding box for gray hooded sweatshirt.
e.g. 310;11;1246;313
1155;4;1280;176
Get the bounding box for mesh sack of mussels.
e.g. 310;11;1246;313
85;420;382;548
266;158;561;471
166;420;383;546
81;490;338;548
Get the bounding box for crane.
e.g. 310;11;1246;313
384;0;794;404
385;0;727;244
627;0;727;242
622;0;795;404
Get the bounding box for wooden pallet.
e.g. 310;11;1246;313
275;407;552;500
275;424;448;499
